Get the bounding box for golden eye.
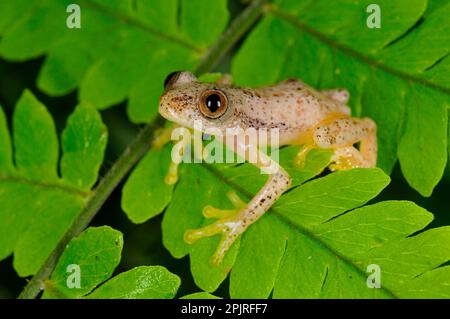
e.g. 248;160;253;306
198;90;228;119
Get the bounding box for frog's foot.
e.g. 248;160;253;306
329;146;368;171
184;190;246;264
164;160;180;185
294;145;314;168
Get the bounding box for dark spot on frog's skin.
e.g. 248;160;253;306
171;95;194;105
242;89;254;97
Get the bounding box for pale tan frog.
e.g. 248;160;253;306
159;71;377;264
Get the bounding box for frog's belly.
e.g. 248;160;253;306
254;124;314;147
271;110;350;147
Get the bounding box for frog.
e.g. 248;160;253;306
158;71;377;264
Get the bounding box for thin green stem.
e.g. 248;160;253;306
194;0;268;75
17;0;268;299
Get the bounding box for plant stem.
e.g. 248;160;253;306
194;0;268;75
18;0;268;299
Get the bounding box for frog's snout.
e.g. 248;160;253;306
158;91;185;123
158;92;173;121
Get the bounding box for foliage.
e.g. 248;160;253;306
131;146;450;298
44;226;180;299
0;90;106;276
231;0;450;196
0;0;228;122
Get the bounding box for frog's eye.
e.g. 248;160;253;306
198;90;228;119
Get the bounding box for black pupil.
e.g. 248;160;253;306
205;94;221;113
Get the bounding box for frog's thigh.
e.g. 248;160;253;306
314;117;377;167
322;89;350;104
294;144;314;167
184;142;292;264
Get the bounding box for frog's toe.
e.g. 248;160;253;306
164;160;180;185
201;190;246;218
329;156;357;171
202;206;238;219
184;190;248;264
329;162;353;171
329;146;368;171
294;145;313;168
184;221;223;244
184;217;242;265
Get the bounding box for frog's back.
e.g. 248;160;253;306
231;79;351;144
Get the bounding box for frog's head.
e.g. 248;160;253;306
159;71;235;134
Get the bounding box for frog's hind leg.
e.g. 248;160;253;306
184;143;291;265
294;144;315;168
313;117;377;170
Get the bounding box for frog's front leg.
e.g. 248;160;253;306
164;126;204;185
184;139;292;265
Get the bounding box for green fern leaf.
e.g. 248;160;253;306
0;90;107;276
43;226;180;299
232;0;450;196
0;0;229;123
181;292;221;299
43;226;123;298
159;156;450;298
86;266;180;299
121;144;174;223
